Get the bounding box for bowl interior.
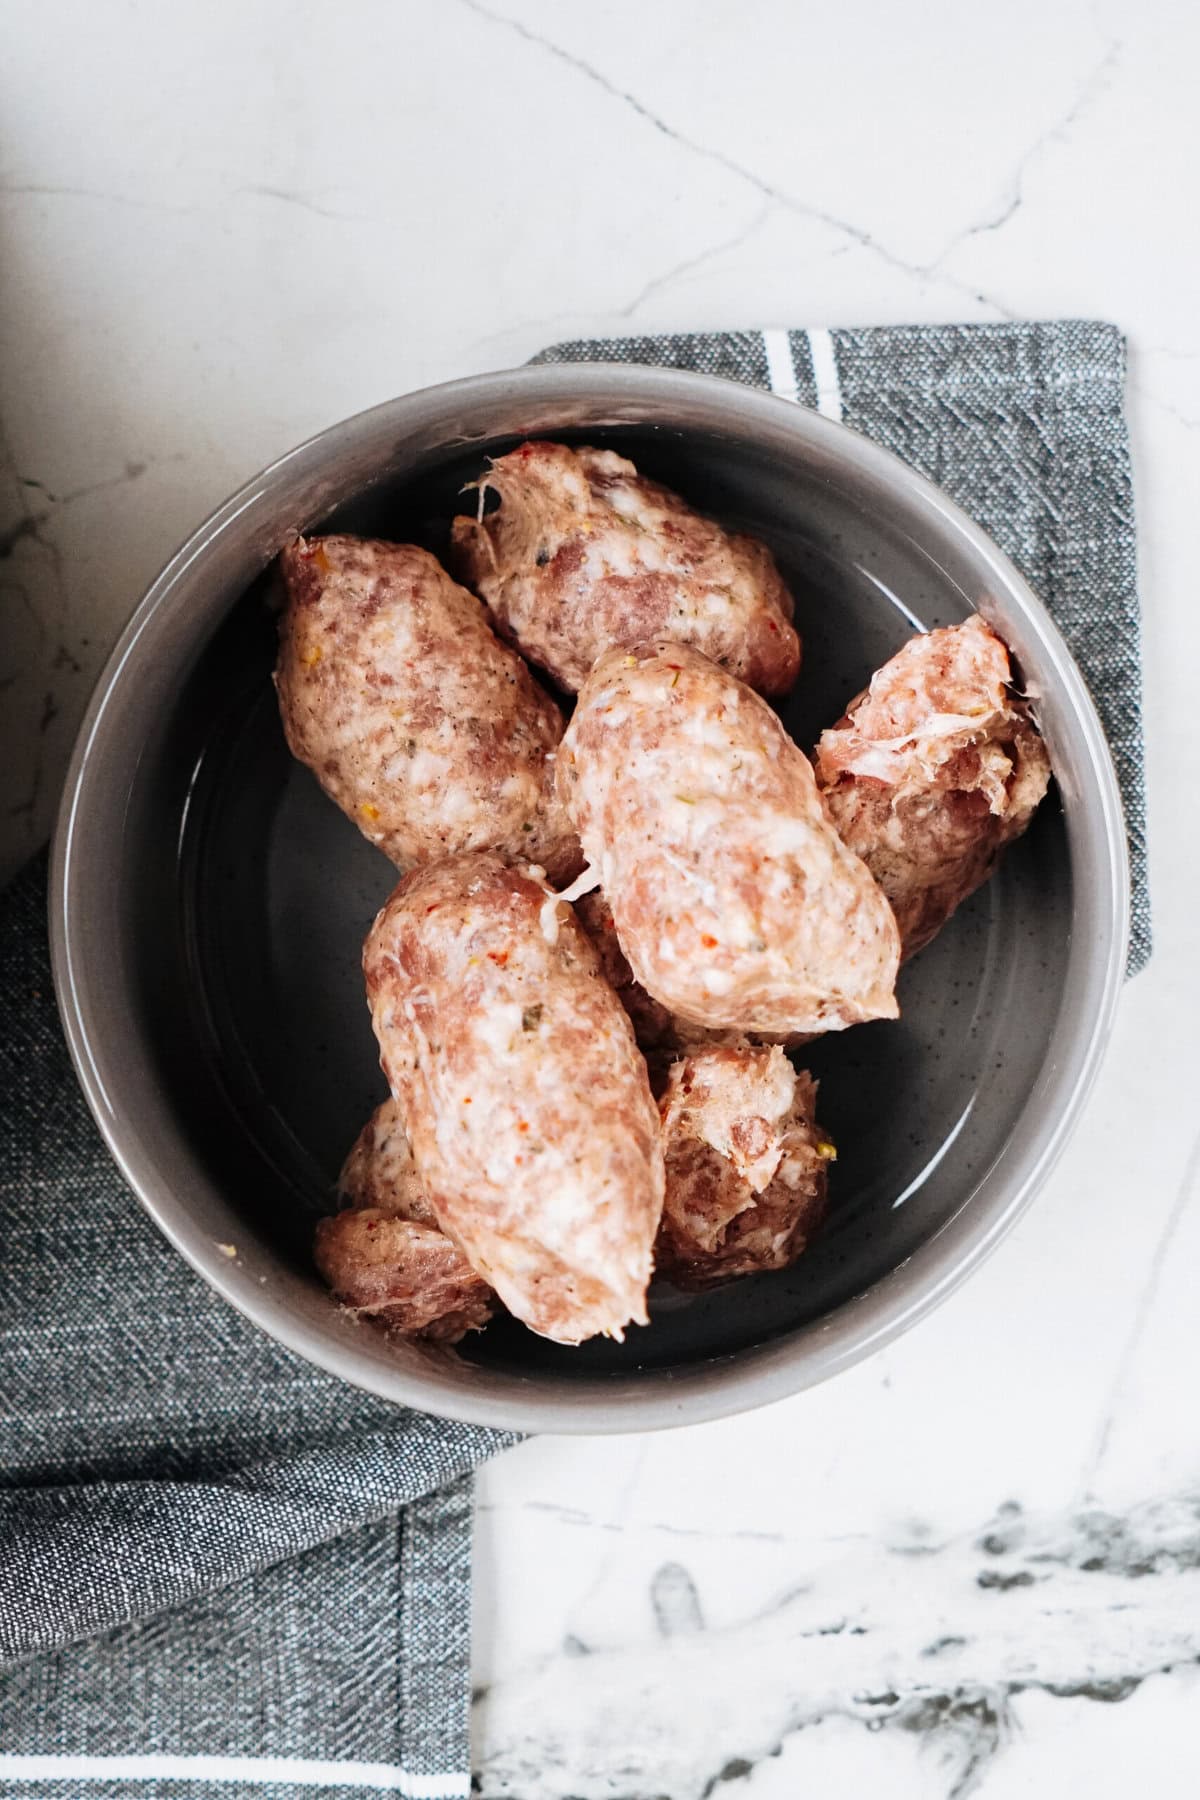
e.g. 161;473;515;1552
135;419;1069;1386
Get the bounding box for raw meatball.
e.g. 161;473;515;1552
558;641;901;1038
314;1100;495;1344
656;1048;832;1290
813;616;1052;958
275;535;579;880
450;441;800;695
363;852;665;1345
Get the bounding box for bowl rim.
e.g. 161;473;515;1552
50;362;1131;1434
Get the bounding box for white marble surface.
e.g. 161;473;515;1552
4;0;1200;1792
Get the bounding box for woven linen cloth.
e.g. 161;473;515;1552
0;854;516;1800
0;317;1150;1800
532;321;1149;973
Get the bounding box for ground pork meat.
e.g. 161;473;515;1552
275;535;578;879
656;1047;832;1289
362;853;664;1345
314;1099;495;1343
450;441;800;695
558;640;900;1037
814;615;1051;957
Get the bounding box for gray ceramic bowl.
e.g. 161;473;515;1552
50;365;1129;1433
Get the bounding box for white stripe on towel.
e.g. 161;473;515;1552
762;329;798;402
807;327;844;421
0;1754;467;1797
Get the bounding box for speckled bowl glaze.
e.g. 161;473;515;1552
50;366;1129;1433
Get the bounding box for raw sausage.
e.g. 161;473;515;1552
575;889;766;1080
574;889;742;1076
275;535;578;879
336;1094;433;1220
813;616;1052;957
314;1099;495;1343
558;641;901;1037
450;441;800;695
574;889;679;1061
656;1047;832;1289
362;853;664;1345
575;889;815;1072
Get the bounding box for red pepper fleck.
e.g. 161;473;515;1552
768;620;779;633
517;1120;530;1134
701;934;719;949
487;950;509;965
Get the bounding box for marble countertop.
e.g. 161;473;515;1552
4;0;1199;1792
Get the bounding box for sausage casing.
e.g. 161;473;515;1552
813;616;1052;957
275;535;578;879
450;442;800;695
558;641;901;1037
362;853;664;1345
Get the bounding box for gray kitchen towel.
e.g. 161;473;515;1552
533;322;1150;973
0;856;516;1799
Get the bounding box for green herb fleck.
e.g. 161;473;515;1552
522;1004;544;1031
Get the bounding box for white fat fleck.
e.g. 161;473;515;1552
438;783;480;824
658;845;721;912
473;1000;525;1062
525;1173;595;1249
389;746;452;793
700;966;736;995
694;582;740;622
671;793;727;838
758;812;821;860
690;708;744;751
591;525;668;577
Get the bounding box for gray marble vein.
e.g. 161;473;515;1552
475;1492;1200;1799
455;0;1010;317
